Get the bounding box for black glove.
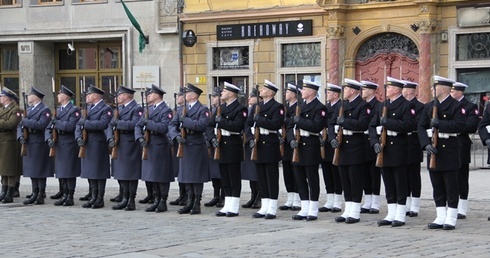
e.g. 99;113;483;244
138;137;147;147
77;118;85;126
293;115;300;124
108;138;115;148
179;115;185;124
336;117;344;126
425;144;438;155
290;140;299;149
140;117;148;126
215;116;222;123
319;138;326;146
430;118;439;128
253;114;260;122
47;139;55;148
211;138;219;148
330;139;340;149
373;143;382;154
109;120;117;128
380;116;387;126
19;136;26;145
486;139;490;149
249;139;255;148
51;118;57;125
76;138;84;147
176;135;186;144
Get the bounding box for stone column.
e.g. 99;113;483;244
327;26;344;86
416;20;436;103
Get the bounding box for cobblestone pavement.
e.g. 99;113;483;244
2;167;490;257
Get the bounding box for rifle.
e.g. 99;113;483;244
141;91;150;160
429;83;438;169
78;87;87;158
332;86;344;166
49;85;58;157
20;90;28;156
250;84;260;161
111;87;119;159
279;81;287;157
375;86;388;168
214;93;222;160
320;127;327;159
176;91;187;158
291;88;302;163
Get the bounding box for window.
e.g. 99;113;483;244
0;46;20;95
281;42;321;68
212;46;249;70
456;32;490;61
0;0;18;6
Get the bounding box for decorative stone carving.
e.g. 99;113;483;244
327;26;344;38
420;5;429;13
415;20;436;33
328;11;337;20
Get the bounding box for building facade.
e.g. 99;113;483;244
0;0;181;106
180;0;490;112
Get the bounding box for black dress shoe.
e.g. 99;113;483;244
392;220;405;227
50;191;63;200
204;197;219;207
409;211;418;217
138;195;153;204
335;216;346;223
331;207;342;213
291;206;301;211
427;223;443;229
369;208;379;214
360;208;370;214
109;195;122;203
377;220;392;226
457;213;466;219
252;213;265;218
345;217;360;224
306;216;317;221
442;224;455;230
264;214;276;219
278;205;291;210
215;211;227;217
292;215;306;220
318;207;331;212
226;212;239;217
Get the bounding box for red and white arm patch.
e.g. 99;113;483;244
461;108;466;115
107;111;112;116
243;111;247;117
75;112;79;117
205;112;209;117
16;112;21;117
367;108;371;115
168;113;173;119
321;110;326;117
410;109;415;115
279;109;284;115
475;109;479;115
138;111;143;116
46;113;50;117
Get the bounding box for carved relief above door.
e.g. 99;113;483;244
355;33;419;101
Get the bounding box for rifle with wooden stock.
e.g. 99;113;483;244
176;92;187;158
20;91;28;156
429;83;438;169
332;86;344;166
279;84;287;158
141;91;150;160
214;94;222;160
375;86;388;168
111;92;119;159
78;89;87;158
291;89;302;163
49;90;58;157
250;85;260;161
320;127;327;160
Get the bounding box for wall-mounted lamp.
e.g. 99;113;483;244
352;26;361;35
410;23;419;32
67;41;75;56
182;30;197;47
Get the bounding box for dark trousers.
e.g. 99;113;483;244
186;183;204;196
1;176;17;187
458;163;470;199
429;169;459;208
339;164;363;203
154;182;170;196
31;178;47;188
381;166;408;205
362;160;381;195
321;161;342;194
219;162;242;197
293;165;320;201
255;162;279;199
282;160;297;193
406;162;421;198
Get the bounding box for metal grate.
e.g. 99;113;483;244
456;33;490;61
356;33;419;62
281;42;321;67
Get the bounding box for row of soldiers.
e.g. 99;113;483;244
0;75;486;230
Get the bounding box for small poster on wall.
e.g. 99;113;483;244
132;66;160;91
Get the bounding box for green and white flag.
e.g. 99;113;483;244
121;0;146;53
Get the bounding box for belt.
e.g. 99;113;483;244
119;130;134;134
375;126;401;137
185;129;202;135
342;129;364;136
407;131;418;136
218;129;240;136
57;130;73;135
259;127;277;135
426;129;457;138
298;129;319;137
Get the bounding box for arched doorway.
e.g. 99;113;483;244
355;33;419;101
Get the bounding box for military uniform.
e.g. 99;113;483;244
403;81;424;217
106;86;144;211
418;75;466;230
320;84;343;213
168;83;210;215
479;102;490;221
212;83;247;217
44;87;81;207
452;83;478;219
289;81;328;221
17;87;53;205
247;80;284;219
204;99;222;208
369;77;416;227
0;89;22;203
135;85;175;213
75;85;113;209
359;81;382;214
328;79;371;224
